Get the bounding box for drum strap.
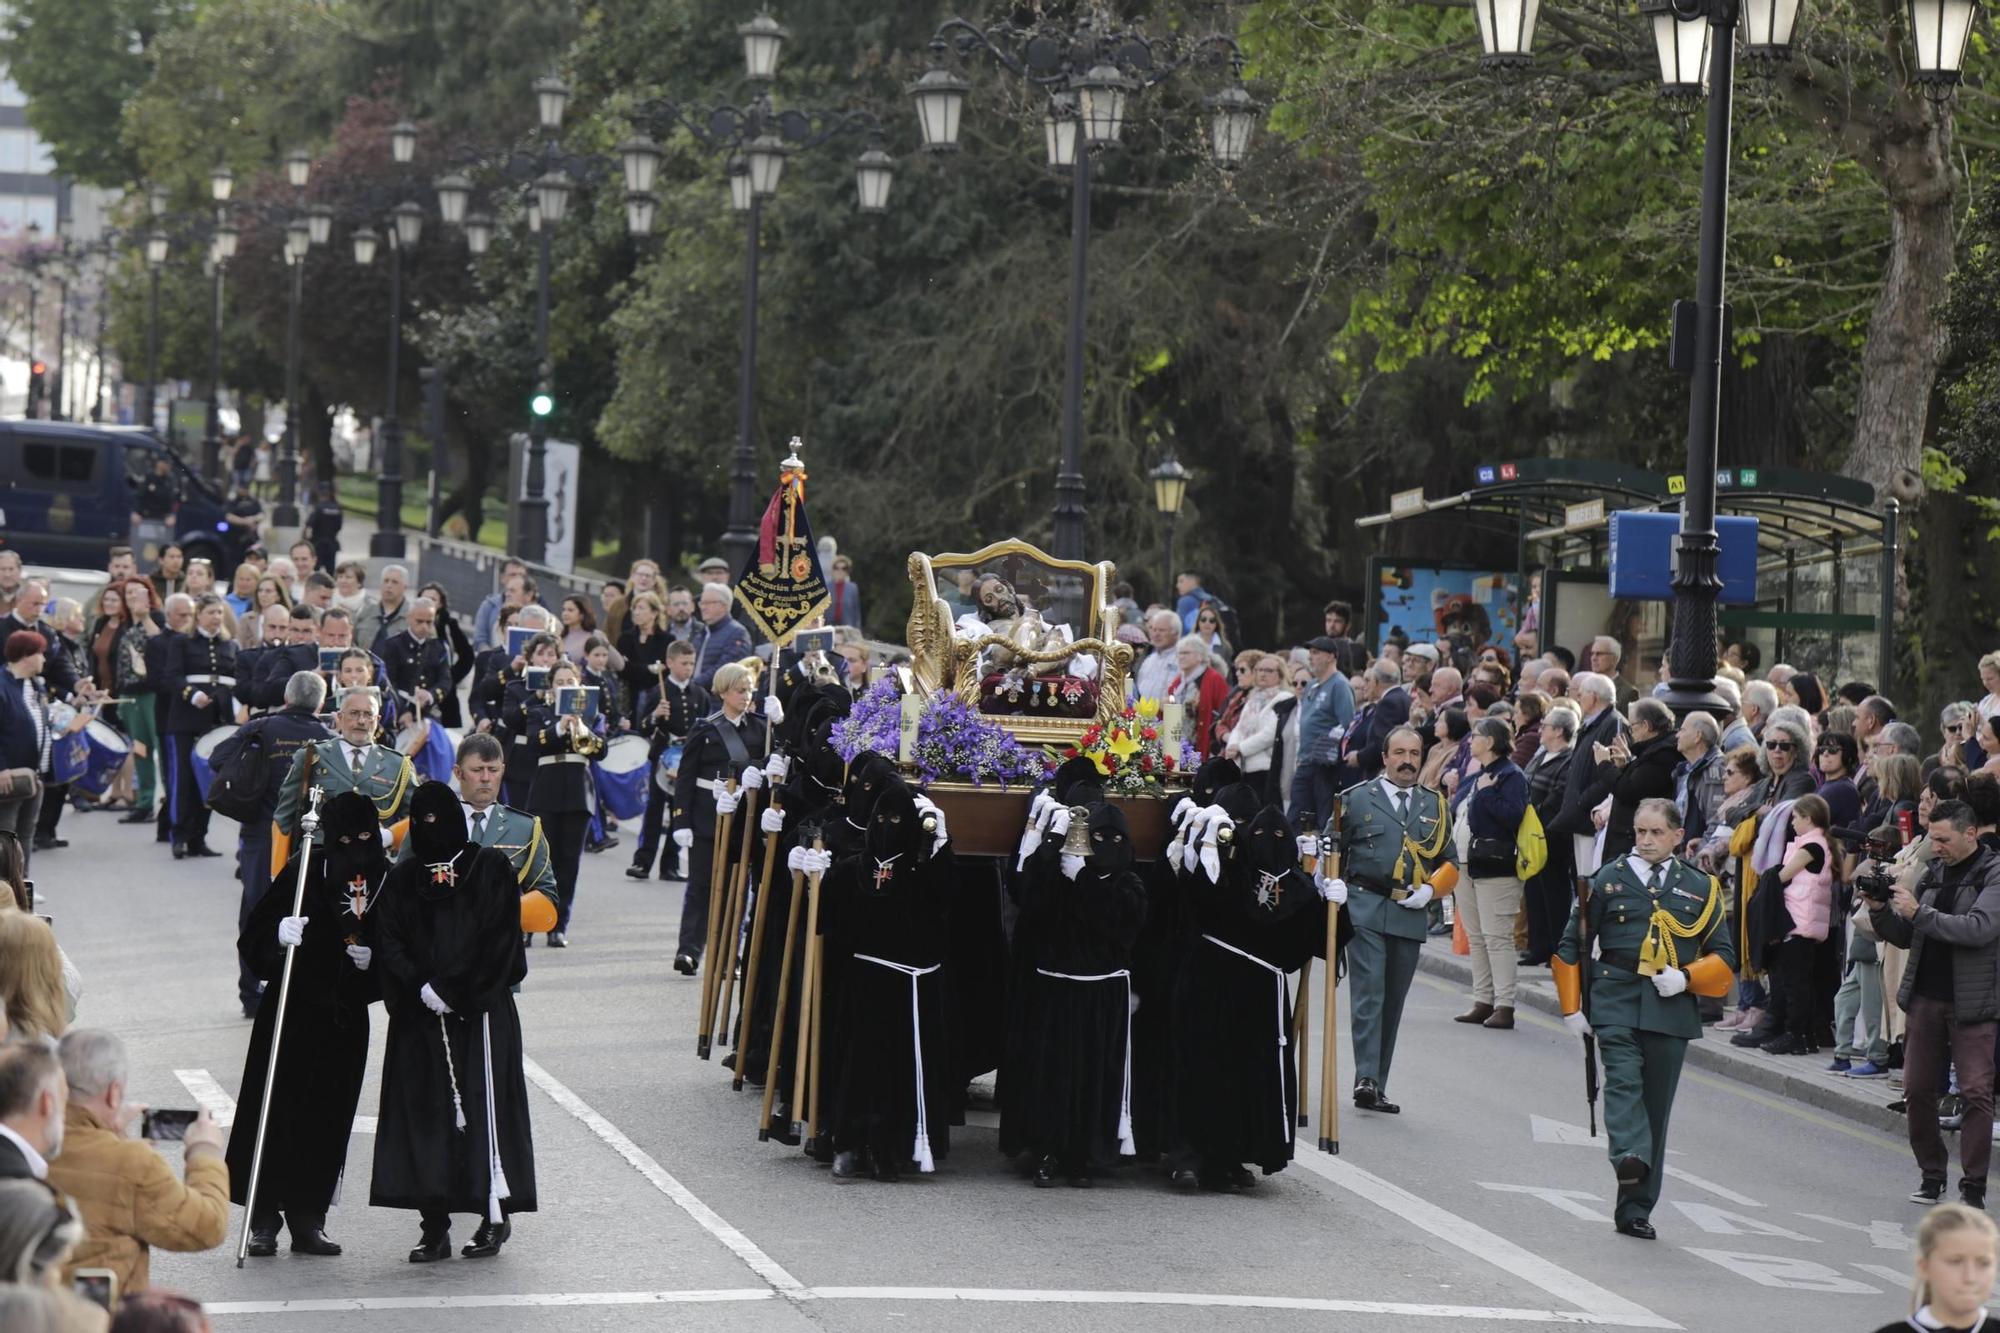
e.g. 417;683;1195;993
714;718;751;775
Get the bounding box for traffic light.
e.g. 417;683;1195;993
26;360;45;415
530;386;554;419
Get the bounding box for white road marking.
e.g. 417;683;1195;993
173;1070;375;1135
1798;1214;1913;1251
1683;1249;1881;1294
1532;1114;1602;1147
1671;1203;1816;1242
1290;1152;1678;1329
1851;1263;1916;1287
1480;1182;1612;1222
521;1056;807;1299
201;1286;1664;1322
1660;1166;1763;1207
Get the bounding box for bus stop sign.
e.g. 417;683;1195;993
1608;511;1760;604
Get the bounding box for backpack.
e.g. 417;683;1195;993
206;724;273;822
1514;803;1549;880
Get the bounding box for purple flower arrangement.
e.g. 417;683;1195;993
831;678;901;764
913;693;1048;789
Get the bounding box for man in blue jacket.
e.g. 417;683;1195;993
692;583;751;691
1287;636;1358;833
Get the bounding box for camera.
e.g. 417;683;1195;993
1832;825;1900;903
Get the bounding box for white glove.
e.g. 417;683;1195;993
379;826;394;846
912;795;948;857
1316;875;1348;906
1296;834;1318;861
1165;832;1187;867
1061;853;1085;881
1170;796;1195;830
761;806;786;833
1018;793;1058;869
1030;789;1057;823
190;690;210;710
1651;967;1689;998
714;787;740;815
740;766;764;790
420;983;450;1015
673;828;695;850
787;845;811;872
1048;806;1072;839
345;943;373;971
764;694;785;725
1398;883;1435;911
1563;1011;1591;1040
277;916;308;948
789;847;831;876
764;754;790;782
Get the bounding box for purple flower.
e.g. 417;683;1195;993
832;678;900;764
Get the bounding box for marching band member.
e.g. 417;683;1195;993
161;593;238;860
668;662;769;976
521;660;607;947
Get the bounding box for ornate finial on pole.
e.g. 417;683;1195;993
781;435;805;472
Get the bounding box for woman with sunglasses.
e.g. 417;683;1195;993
1815;731;1863;830
1933;701;1978;779
1757;716;1817;809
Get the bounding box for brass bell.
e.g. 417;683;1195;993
1059;805;1093;859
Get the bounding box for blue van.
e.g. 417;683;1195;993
0;421;235;571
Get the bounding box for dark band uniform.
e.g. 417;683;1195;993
670;707;769;961
381;630;452;720
270;736;416;876
631;674;712;878
161;627;238;852
523;701;607;935
252;643;320;710
1553;851;1733;1234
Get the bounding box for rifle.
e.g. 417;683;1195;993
1576;873;1599;1137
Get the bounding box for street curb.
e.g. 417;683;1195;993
1413;944;1908;1137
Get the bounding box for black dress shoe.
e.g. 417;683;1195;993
1759;1033;1809;1056
119;808;154;824
461;1217;511;1258
1033;1156;1058;1188
546;932;567;948
190;843;222;857
673;953;697;976
1354;1079;1400;1114
1225;1164;1257;1189
1169;1168;1200;1190
1614;1154;1651;1186
874;1157;901;1183
291;1227;342;1256
624;864;651;880
1068;1167;1093;1188
1615;1218;1657;1240
245;1229;278;1258
32;837;65;851
408;1229;452;1263
832;1150;866;1181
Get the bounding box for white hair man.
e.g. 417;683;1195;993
691;582;750;691
1134;609;1183;707
1549;671;1626;877
1587;637;1637;709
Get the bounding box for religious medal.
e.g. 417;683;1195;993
1255;871;1285;911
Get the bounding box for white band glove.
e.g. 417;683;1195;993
1563;1011;1592;1041
190;691;210;710
1295;834;1319;861
1316;876;1348;906
420;983;451;1015
1398;883;1435;911
277;916;308;948
761;806;786;834
1048;806;1072;839
714;788;740;815
763;754;790;782
792;848;832;876
345;943;373;971
1060;853;1085;881
787;845;811;872
740;766;764;790
379;826;394;847
1170;796;1195;830
673;828;695;850
1018;792;1059;869
764;694;785;725
1651;967;1689;998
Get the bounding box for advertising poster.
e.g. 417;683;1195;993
1368;560;1521;655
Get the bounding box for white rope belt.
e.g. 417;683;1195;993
481;1013;511;1224
1201;935;1294;1146
184;674;236;686
538;753;588;767
854;953;942;1173
1035;967;1137;1156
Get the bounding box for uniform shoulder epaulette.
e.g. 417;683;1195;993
1336;779;1374;802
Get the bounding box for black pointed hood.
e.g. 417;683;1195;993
1192;756;1243;807
865;776;924;887
842;751;900;826
320;790;387;890
408;780;469;866
1081;800;1134;879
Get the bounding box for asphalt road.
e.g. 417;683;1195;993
34;803;1951;1331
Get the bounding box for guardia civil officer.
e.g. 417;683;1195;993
270;686;416;876
1554;796;1734;1239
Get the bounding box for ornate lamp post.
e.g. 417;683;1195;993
911;17;1259;560
142;186;169;434
1150;450;1191;604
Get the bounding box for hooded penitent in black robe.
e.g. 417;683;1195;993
1132;756;1240;1161
819;775;954;1175
738;692;853;1111
1000;801;1148;1175
1173;790;1328;1179
226;790;384;1224
371;782;537;1219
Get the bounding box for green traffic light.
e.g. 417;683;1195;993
530;392;554;417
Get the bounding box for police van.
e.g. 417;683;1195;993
0;421;234;571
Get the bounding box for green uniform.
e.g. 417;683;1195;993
1557;852;1734;1227
395;800;556;906
269;738;417;875
1322;776;1453;1099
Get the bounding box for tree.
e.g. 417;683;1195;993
0;0;190;187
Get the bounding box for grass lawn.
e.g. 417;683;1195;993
332;473;623;567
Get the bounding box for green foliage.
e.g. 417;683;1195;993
0;0;190;187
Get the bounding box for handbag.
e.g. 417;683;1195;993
0;769;42;801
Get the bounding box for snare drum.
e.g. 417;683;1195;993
594;734;651;821
77;718;132;797
190;724;239;802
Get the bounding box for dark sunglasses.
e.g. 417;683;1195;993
1764;740;1796;753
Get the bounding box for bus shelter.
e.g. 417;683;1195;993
1352;457;1900;690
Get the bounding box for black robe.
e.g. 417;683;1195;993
819;846;954;1169
1173;859;1326;1176
225;856;381;1216
370;846;538;1216
999;851;1146;1167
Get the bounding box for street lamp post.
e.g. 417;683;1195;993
1470;0;1846;716
1150;451;1190;603
912;19;1259;561
144;227;168;435
353;199;425;558
202;166;237;480
51;218;70;421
